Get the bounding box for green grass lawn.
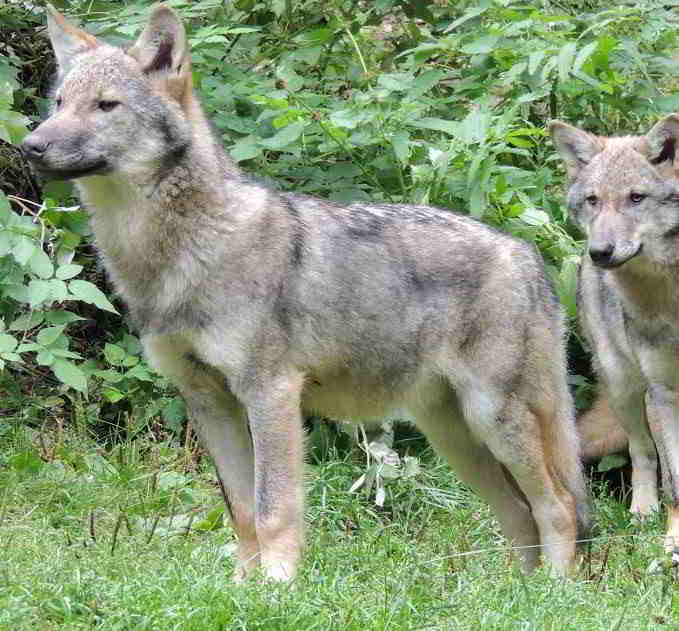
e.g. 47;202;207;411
0;424;676;630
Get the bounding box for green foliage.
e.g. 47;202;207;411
2;1;679;449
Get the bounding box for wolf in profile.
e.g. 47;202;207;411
21;4;589;580
551;116;679;557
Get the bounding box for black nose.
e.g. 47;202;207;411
589;244;614;266
20;135;50;160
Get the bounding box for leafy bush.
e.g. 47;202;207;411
2;0;679;437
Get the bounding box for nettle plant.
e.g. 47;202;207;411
3;0;679;445
0;190;116;390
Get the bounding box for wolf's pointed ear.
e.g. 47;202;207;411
127;4;191;103
549;120;603;180
46;4;99;75
643;114;679;166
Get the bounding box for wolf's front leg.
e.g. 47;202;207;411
244;370;306;581
645;385;679;556
185;393;259;581
607;386;658;516
143;335;260;580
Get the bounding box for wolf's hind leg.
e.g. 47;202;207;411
416;403;541;572
457;387;585;575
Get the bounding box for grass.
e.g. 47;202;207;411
0;422;677;630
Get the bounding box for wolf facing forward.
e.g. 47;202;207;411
21;4;589;580
551;116;679;559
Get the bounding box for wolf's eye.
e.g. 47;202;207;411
98;100;120;112
630;192;646;204
55;96;63;108
585;195;598;206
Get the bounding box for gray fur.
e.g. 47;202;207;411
22;3;589;580
551;116;679;555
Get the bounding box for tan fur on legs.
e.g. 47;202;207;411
577;395;629;463
416;406;541;572
665;506;679;554
244;370;306;581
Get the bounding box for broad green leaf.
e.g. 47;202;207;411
654;95;679;112
541;56;558;82
17;342;41;353
37;350;55;366
407;117;458;136
293;26;332;45
125;364;154;381
288;46;322;65
103;387;125;403
553;257;579;319
259;121;306;150
275;64;304;92
50;349;82;360
378;73;413;92
573;41;598;74
68;280;118;313
0;191;10;225
0;333;18;353
528;50;547;75
121;355;139;367
162;397;187;432
329;108;372;130
94;369;124;383
571;69;611;93
461;35;499;55
104;343;127;366
520;208;550;226
28;247;53;279
391;131;410;166
46;310;86;325
557;42;577;83
0;230;11;257
469;180;485;219
443;5;488;33
52;358;88;393
230;137;262;162
409;69;445;99
49;279;69;302
55;263;83;280
467;146;487;188
37;325;66;346
459;107;490;145
12;236;36;266
28;279;52;307
9;312;44;331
